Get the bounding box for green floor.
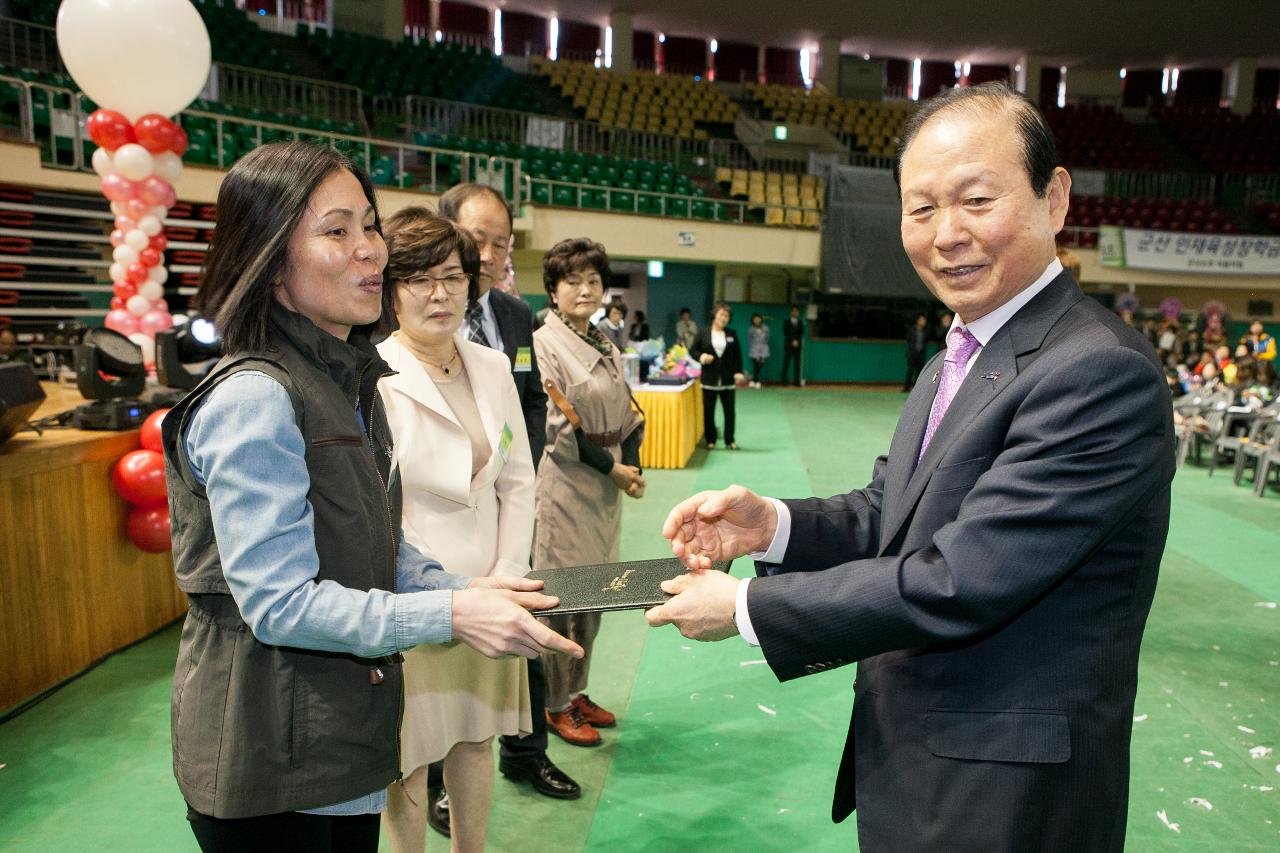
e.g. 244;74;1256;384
1;388;1277;852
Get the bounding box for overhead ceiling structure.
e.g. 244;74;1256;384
494;0;1280;68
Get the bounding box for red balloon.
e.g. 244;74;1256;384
112;448;167;507
112;280;138;300
110;296;125;310
170;125;189;157
139;247;162;268
126;263;150;284
139;408;169;452
87;109;136;151
148;233;168;252
133;114;178;154
126;505;172;553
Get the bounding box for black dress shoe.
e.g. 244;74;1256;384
427;787;450;838
498;754;582;800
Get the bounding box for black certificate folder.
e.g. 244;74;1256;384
528;558;731;615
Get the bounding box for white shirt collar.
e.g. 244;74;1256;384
952;258;1063;347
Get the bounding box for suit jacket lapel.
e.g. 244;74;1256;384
879;349;944;534
488;290;513;356
877;271;1084;554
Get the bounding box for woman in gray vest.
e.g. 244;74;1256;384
162;141;581;853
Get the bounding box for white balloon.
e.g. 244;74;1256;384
112;244;139;266
109;262;126;282
127;331;156;365
91;147;113;177
126;294;151;317
112;143;154;181
124;228;149;251
56;0;211;123
110;201;126;217
138;215;162;237
138;280;165;302
147;265;169;284
153;151;183;184
150;205;169;221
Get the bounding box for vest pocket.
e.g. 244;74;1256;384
311;435;363;447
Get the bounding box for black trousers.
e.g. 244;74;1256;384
187;806;379;853
751;358;766;383
703;387;736;445
427;656;550;788
904;351;927;390
781;346;802;385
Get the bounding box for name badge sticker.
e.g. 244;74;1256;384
498;422;514;460
514;346;532;373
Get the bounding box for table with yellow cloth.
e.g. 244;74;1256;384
633;379;703;469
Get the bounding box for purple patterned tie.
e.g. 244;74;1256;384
918;327;980;461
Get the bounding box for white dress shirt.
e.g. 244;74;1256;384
735;258;1065;646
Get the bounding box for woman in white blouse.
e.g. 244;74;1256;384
375;211;535;853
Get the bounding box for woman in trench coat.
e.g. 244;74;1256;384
532;237;644;748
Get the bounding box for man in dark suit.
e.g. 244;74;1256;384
781;304;804;386
903;312;929;391
429;185;577;835
647;83;1174;852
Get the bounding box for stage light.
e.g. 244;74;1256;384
156;317;222;391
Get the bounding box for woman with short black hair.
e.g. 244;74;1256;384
690;302;745;449
532;237;644;747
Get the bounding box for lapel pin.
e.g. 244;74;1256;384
981;371;1001;382
931;371;940;384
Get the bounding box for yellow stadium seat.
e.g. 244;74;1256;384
765;207;785;225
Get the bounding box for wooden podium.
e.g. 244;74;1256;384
0;383;186;712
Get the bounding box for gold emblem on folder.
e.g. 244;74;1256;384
603;569;637;593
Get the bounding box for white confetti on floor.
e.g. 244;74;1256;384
1188;797;1214;810
1249;746;1272;759
1134;714;1149;723
1238;725;1257;734
1255;601;1277;609
1156;810;1181;833
739;659;767;667
757;703;777;716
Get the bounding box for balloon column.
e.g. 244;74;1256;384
112;409;173;553
92;110;186;363
56;0;211;369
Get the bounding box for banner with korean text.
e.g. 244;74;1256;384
1098;226;1280;275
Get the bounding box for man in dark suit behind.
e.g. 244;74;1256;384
781;304;804;386
647;83;1174;852
904;312;930;391
429;185;578;833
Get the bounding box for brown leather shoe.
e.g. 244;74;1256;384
570;693;616;728
546;706;601;747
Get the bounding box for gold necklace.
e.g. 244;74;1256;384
423;348;460;375
400;334;460;375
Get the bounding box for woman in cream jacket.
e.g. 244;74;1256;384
376;211;534;853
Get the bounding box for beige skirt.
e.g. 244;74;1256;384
398;640;532;773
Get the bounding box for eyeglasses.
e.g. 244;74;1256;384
400;272;472;296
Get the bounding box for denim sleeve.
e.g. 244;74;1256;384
185;371;454;655
398;536;471;593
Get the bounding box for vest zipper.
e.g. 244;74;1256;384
359;363;405;778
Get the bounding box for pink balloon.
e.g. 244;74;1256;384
105;308;139;335
153;298;170;313
110;229;125;247
101;173;138;202
139;309;173;335
138;176;176;209
125;198;150;220
114;215;134;231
